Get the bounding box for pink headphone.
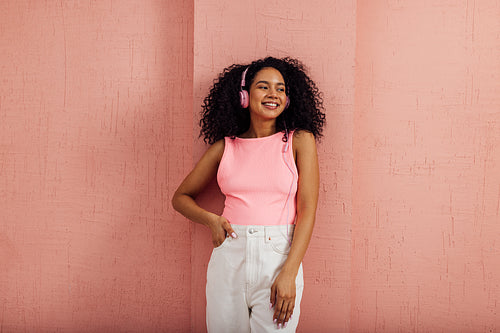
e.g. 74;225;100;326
239;67;290;109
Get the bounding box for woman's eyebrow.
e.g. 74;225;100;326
255;80;285;86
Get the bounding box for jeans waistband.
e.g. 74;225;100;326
230;224;295;239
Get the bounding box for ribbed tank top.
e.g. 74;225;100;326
217;131;298;226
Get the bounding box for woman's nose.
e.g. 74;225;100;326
267;88;279;97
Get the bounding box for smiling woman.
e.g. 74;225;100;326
172;57;325;332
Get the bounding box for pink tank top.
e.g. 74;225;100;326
217;131;298;226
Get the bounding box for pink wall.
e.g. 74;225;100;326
0;1;193;332
1;0;499;332
352;1;500;332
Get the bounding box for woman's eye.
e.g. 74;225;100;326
259;86;268;89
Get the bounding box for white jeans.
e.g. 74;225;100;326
206;224;304;333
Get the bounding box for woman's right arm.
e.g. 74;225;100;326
171;139;237;247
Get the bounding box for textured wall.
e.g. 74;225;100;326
2;1;500;332
352;1;500;332
0;1;193;332
191;0;356;332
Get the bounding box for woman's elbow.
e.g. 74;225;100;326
171;190;183;212
171;190;196;213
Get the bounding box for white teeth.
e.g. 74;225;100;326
263;102;278;107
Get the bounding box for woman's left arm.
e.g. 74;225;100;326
271;130;319;327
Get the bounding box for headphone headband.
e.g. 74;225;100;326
239;67;250;108
241;67;249;88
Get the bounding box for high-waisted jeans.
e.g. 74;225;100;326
206;224;304;333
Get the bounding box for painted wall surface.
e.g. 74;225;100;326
2;1;500;332
191;0;356;332
0;1;193;332
352;1;500;332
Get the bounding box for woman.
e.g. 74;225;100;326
172;57;325;332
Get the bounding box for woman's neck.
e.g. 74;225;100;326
241;122;278;138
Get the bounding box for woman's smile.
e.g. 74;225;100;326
262;101;279;109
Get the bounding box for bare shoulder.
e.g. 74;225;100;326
205;138;225;164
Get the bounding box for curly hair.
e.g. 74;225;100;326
200;57;325;144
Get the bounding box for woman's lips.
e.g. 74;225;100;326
262;102;279;109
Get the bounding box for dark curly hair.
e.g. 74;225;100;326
200;57;325;144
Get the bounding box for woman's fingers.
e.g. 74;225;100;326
283;302;294;325
273;296;295;327
211;217;226;247
221;218;238;238
270;282;278;309
211;216;237;247
212;235;225;248
273;298;284;324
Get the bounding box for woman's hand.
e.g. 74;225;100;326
270;269;296;328
208;215;237;248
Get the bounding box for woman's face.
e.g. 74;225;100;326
248;67;287;122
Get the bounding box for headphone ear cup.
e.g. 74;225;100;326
285;96;290;109
240;90;249;108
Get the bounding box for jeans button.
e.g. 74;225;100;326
248;228;257;234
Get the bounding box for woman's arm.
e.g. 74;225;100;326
271;130;319;327
171;139;237;247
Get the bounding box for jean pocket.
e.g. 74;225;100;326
270;234;291;255
213;236;231;251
